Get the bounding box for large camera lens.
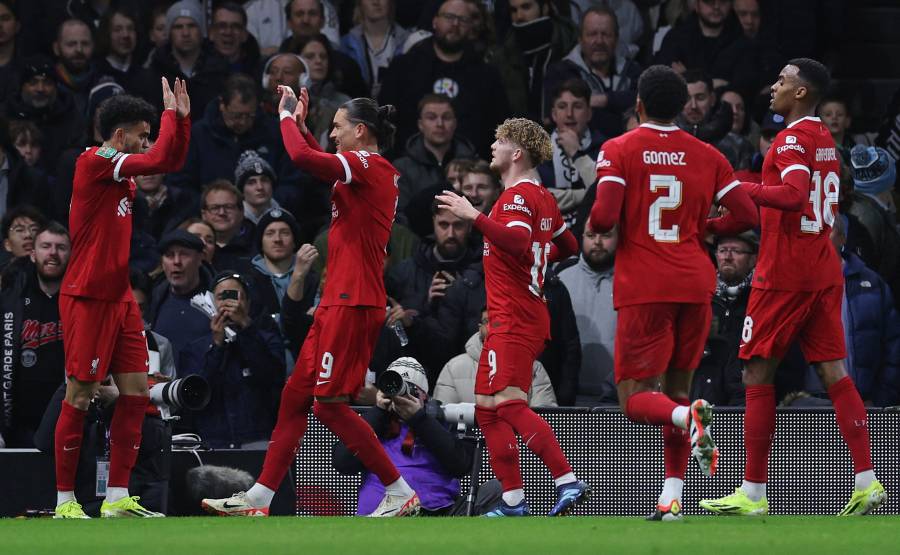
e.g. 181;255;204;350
375;369;408;397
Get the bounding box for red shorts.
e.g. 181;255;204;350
288;305;384;397
614;302;711;383
60;296;148;383
739;285;846;363
474;332;545;396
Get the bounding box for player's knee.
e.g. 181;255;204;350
65;379;97;410
814;360;847;388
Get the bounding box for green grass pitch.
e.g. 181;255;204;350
2;516;897;555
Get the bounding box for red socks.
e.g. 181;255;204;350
312;401;400;486
744;384;776;483
258;385;313;490
663;397;690;480
828;376;873;474
475;405;523;492
496;400;572;480
108;394;149;488
624;391;680;426
55;400;87;492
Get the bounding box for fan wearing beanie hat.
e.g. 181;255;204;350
235;150;281;224
850;145;897;211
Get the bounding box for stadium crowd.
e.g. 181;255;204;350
0;0;897;468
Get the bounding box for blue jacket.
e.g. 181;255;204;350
843;253;900;406
166;101;300;192
179;321;285;448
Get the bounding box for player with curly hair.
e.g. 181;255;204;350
437;118;589;517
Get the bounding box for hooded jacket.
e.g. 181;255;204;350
394;132;478;210
434;332;558;407
386;238;482;315
340;23;412;89
542;44;642;137
6;88;86;177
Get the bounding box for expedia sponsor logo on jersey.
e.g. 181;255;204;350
596;150;611;168
354;151;370;169
776;143;806;155
785;135;797;144
502;203;532;215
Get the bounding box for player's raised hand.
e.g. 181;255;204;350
174;78;190;118
436;190;480;222
161;77;176;112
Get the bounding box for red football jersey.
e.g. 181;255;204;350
596;123;739;308
322;150;399;308
483;179;565;340
754;116;842;291
63;147;139;302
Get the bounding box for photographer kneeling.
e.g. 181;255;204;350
332;358;501;516
180;271;286;449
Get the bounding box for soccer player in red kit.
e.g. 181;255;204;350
436;118;588;517
203;87;419;517
590;65;758;521
53;79;191;519
700;59;887;516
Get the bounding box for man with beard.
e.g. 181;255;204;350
543;7;642;137
53;19;101;117
378;0;509;156
557;223;617;406
387;199;481;322
6;56;86;177
0;222;70;448
654;0;741;76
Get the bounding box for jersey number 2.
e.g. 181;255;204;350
649;175;683;242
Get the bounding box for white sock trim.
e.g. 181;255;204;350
740;480;766;502
672;406;690;430
502;489;525;506
553;472;577;488
384;476;414;497
246;483;276;508
57;491;76;506
105;487;130;504
855;470;876;491
658;478;684;505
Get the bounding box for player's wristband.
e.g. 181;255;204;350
280;110;293;121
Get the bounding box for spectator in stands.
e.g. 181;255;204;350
831;215;900;407
340;0;411;97
135;1;230;120
566;1;644;58
0;0;22;105
129;269;177;380
8;120;42;168
435;307;558;406
394;94;477;210
235;150;283;226
95;9;146;93
334;357;503;515
654;0;741;76
150;230;215;371
820;97;855;165
460;160;501;216
0;222;69;448
557;224;617;406
6;56;86;177
717;89;755;170
250;208;319;321
711;0;782;112
168;73;295;195
677;70;732;146
181;218;218;267
143;5;169;67
280;0;368;99
201;180;258;271
52;19;99;117
243;0;288;58
488;0;577;120
538;79;605;227
0;128;51;222
692;231;758;405
210;2;262;75
134;163;197;240
846;145;900;307
378;0;509;156
387;199;481;325
543;7;641;138
0;205;45;271
179;271;285;449
734;110;784;183
297;33;350;109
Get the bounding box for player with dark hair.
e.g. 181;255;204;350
589;65;758;521
53;78;191;519
700;59;888;516
436;119;588;517
202;87;419;518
